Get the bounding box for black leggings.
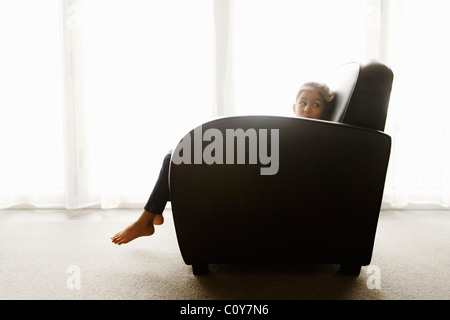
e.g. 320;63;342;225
144;150;172;215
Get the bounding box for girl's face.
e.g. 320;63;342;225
292;89;326;120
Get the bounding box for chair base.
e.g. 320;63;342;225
192;264;209;276
191;263;362;276
339;263;362;276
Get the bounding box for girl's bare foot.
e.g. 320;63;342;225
111;210;163;245
153;213;164;225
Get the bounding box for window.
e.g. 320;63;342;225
1;0;449;209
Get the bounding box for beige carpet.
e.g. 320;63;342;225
0;209;449;300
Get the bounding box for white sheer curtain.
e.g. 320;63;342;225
80;0;213;209
382;0;450;208
233;0;368;116
0;0;213;210
0;1;65;208
1;0;449;210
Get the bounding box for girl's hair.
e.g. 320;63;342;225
296;82;335;109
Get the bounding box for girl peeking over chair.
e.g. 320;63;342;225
111;82;334;245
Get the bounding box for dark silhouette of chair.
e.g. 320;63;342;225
169;60;394;275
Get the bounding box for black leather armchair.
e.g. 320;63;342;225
169;61;394;275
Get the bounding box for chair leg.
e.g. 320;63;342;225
340;263;361;276
192;263;209;275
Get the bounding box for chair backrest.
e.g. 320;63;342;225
326;60;394;132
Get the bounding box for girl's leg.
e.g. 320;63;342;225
111;151;172;245
143;151;172;217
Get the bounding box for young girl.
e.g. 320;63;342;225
293;81;334;119
111;82;334;245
